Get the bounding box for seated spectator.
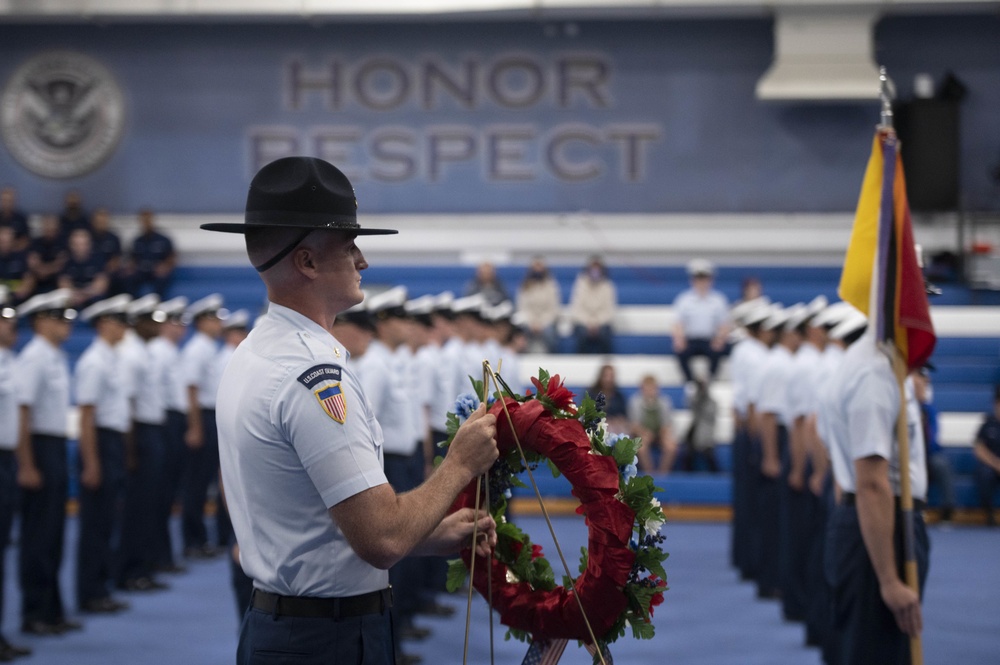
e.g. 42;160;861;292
58;189;92;239
914;364;956;522
59;228;109;307
673;258;730;384
0;186;30;251
27;214;68;293
681;378;719;472
516;256;561;353
973;386;1000;527
589;363;629;435
90;207;125;294
0;225;35;303
628;375;678;474
569;255;616;354
464;261;510;306
126;209;176;297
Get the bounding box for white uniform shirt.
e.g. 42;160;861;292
815;344;845;447
217;303;389;597
0;347;18;450
359;340;416;456
76;337;131;433
149;336;187;413
673;288;729;339
786;342;823;421
182;331;221;409
826;333;927;500
121;331;167;426
729;336;767;417
16;336;71;437
757;344;796;426
430;337;463;433
742;338;771;411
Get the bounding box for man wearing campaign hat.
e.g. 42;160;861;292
202;156;498;665
179;293;226;560
146;296;189;574
74;294;133;614
0;289;31;659
14;289;81;636
673;258;731;385
117;295;171;593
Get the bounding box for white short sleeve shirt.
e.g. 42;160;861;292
217;303;389;598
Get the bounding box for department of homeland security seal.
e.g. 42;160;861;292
1;51;125;179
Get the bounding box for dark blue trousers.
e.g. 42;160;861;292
825;503;929;665
383;449;424;654
779;453;811;622
0;451;16;628
743;431;762;582
182;408;219;550
238;605;395;665
118;422;165;583
156;409;188;567
730;421;750;574
19;434;68;624
754;426;786;598
676;337;724;382
76;428;126;606
805;478;839;664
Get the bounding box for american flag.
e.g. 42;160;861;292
315;383;347;423
520;639;567;665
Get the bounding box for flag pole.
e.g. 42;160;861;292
878;65;924;665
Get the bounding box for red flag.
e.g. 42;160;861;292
838;129;936;369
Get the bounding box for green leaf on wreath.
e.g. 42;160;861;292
546;458;562;478
445;558;468;593
634;548;668;582
578;546;589;575
611;436;641;468
630;619;656;640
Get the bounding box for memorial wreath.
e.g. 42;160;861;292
441;369;668;656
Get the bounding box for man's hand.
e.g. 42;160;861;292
761;455;781;479
446;404;498;479
17;464;43;490
787;467;805;492
418;508;497;558
808;470;825;497
80;460;102;490
880;578;923;636
185;426;203;449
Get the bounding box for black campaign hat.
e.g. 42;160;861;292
200;157;397;236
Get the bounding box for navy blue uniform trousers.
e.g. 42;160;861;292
19;434;68;624
76;428;126;606
825;502;929;665
0;451;16;628
118;422;165;584
238;606;395;665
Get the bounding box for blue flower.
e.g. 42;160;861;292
606;432;625;449
622;463;638;482
454;393;481;423
504;488;512;499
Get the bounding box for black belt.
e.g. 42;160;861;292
251;587;392;620
842;492;926;511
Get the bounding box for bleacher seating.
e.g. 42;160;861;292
32;261;1000;512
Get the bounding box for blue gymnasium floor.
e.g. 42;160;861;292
3;516;999;665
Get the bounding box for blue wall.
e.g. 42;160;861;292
0;15;997;214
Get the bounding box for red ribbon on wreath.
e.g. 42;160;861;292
453;398;637;641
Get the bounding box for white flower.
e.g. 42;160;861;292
644;498;665;535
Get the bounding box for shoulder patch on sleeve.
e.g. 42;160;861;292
297;364;343;389
297;364;347;424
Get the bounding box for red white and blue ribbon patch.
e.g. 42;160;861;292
315;383;347;424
